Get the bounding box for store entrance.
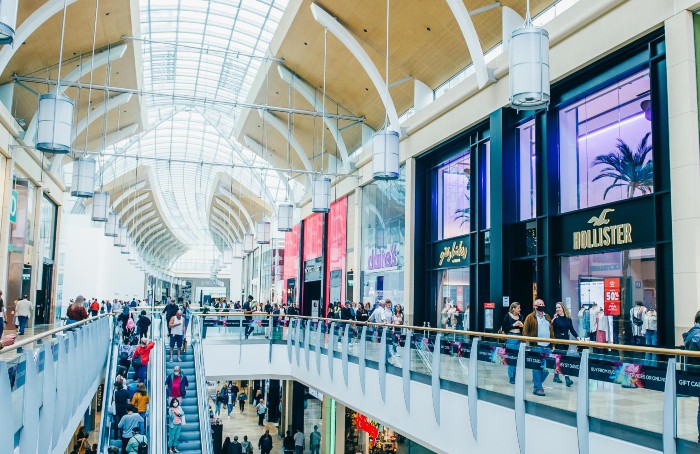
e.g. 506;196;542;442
34;262;53;325
302;280;321;317
510;259;537;313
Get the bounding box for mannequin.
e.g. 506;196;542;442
588;303;601;341
643;305;658;361
578;305;591;339
630;301;647;345
595;309;609;343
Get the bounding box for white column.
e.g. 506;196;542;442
353;187;362;303
665;10;700;343
403;158;416;326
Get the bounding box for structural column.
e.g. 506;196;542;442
403;158;416;325
665;10;700;342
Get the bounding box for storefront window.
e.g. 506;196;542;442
517;120;537;220
437;268;470;329
437;150;470;239
559;69;653;213
561;247;656;346
361;167;405;306
40;196;57;261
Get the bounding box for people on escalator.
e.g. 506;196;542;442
117;307;132;340
229;435;243;454
243;295;254;339
237;388;247;413
113;381;130;426
118;405;144;454
258;429;273;454
282;431;295;454
168;310;185;362
163;298;179;336
131;382;149;434
125;426;148;454
132;337;155;381
501;302;524;385
165;365;189;406
241;435;254;454
167;399;185;454
67;296;89;325
136;311;151;339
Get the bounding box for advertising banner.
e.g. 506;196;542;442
603;277;621;315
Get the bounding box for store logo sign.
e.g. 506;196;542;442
574;209;632;250
367;244;399;271
438;240;468;266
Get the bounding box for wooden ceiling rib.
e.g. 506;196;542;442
1;0;142;151
239;0;555;164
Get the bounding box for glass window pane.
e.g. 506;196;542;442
517;120;537;220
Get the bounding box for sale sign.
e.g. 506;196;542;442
603;278;621;315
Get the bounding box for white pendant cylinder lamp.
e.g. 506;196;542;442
114;226;127;247
277;202;294;232
256;221;271;244
71;157;96;197
36;94;75;154
232;242;244;259
91;191;110;222
0;0;18;44
243;233;254;253
105;212;118;237
372;130;400;180
312;175;331;213
509;11;550;111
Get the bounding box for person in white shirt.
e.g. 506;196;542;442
293;428;305;454
168;310;185;361
369;300;397;362
15;295;33;335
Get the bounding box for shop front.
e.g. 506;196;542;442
361;167;405;308
301;213;325;316
326;197;348;308
283;224;301;306
344;409;435;454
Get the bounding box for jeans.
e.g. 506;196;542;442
0;317;4;338
239;400;245;412
138;412;146;434
244;320;254;338
168;423;182;448
258;413;265;426
295;447;304;454
505;339;520;382
215;401;221;415
17;316;28;335
311;446;320;454
532;347;551;392
136;364;147;381
227;403;233;415
645;330;658;361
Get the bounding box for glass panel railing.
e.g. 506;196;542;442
476;339;513;395
522;344;579;413
677;361;700;443
439;334;470;386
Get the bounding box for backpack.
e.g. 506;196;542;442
134;434;148;454
132;352;143;368
126;317;136;330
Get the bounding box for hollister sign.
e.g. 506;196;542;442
433;235;470;269
573;208;633;251
367;244;399;271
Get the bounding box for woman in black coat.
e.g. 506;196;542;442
552;302;579;387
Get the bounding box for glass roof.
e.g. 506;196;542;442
99;0;290;275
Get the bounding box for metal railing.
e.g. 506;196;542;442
96;321;121;452
191;315;214;453
190;312;700;452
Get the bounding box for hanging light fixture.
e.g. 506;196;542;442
312;175;331;213
509;0;550;110
372;0;400;180
36;0;74;154
243;233;254;253
114;226;127;247
0;0;18;44
256;221;271;244
105;211;118;237
277;202;294;232
91;191;110;222
233;242;244;258
71;157;96;197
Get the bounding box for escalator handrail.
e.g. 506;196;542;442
96;319;120;452
192;315;214;453
152;313;168;454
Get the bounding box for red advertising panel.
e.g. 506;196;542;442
283;224;301;305
604;277;621;316
303;212;324;260
326;197;348;312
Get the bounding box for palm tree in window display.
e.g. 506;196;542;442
590;131;653;348
453;173;471;227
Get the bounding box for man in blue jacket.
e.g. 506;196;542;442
683;310;700;443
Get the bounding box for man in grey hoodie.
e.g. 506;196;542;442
682;309;700;443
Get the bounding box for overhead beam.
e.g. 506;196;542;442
110;182;147;211
116;192;150;223
218;186;255;232
73;93;133;144
244;136;298;205
211;207;243;241
259;110;313;191
213;198;246;239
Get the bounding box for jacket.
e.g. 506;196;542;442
136;315;151;332
683;324;700;365
165;373;189;398
133;342;155;366
258;434;273;450
15;299;32;318
229;442;243;454
522;312;554;345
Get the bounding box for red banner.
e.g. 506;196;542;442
303;213;324;260
283;224;301;305
356;414;379;442
325;197;347;312
604;277;621;316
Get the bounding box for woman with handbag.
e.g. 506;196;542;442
167;399;185;453
501;302;524;385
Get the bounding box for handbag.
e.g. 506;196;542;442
132;353;143;368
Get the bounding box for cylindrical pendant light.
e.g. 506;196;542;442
105;212;118;237
372;130;400;180
256;221;271;244
91;191;110;222
71;157;96;197
277;202;294;232
36;93;75;154
509;17;550;110
312;175;331;213
243;233;254;253
120;245;129;255
114;226;127;247
0;0;18;44
232;242;244;258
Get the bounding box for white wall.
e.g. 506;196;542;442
61;213;144;308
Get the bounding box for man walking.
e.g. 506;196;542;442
258;429;273;454
683;310;700;443
309;425;322;454
293;427;305;454
523;299;554;396
243;295;254;339
15;295;32;335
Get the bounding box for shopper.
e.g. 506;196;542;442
167;399;184;454
258;429;273;454
165;365;189;406
552;302;579;387
501;302;524;384
237;388;247;413
125;426;148;454
117;307;132;340
214;389;224;416
131;382;150;434
229;436;243;454
90;298;100;317
241;435;253;454
132;338;155;381
682;309;700;443
113;381;130;425
163;299;178;335
168;310;185;362
255;399;266;426
243;295;254;339
282;431;295;454
118;405;144;454
136;311;151;339
67;296;89;325
222;437;231;453
15;295;33;335
293;427;305;454
309;425;322;454
522;299;554;396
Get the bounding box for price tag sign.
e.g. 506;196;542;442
603;278;621;316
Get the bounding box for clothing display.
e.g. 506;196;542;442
588;304;601;340
630;304;647;339
595;311;610;344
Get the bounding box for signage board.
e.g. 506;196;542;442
503;296;510;308
603;277;621;316
432;235;470;269
9;189;18;223
367;243;400;271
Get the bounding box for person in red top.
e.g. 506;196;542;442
132;338;155;381
165;365;188;406
66;296;89;325
89;299;100;317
